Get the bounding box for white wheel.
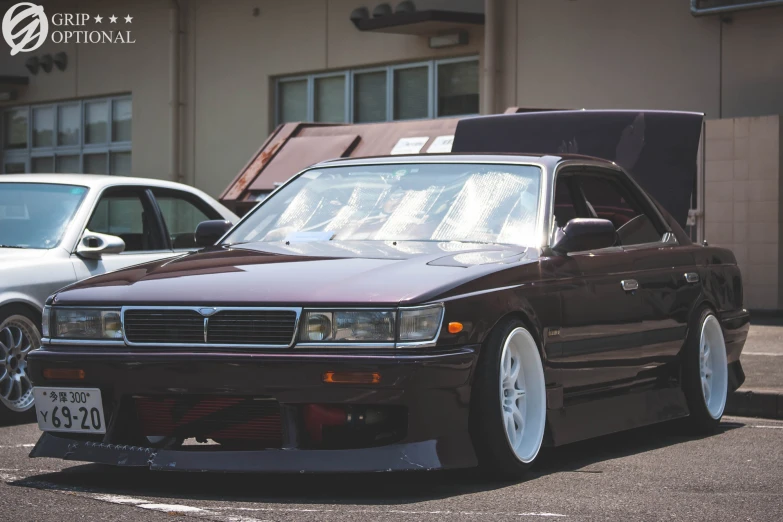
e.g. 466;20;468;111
498;327;546;464
699;315;728;420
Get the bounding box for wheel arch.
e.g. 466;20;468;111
0;299;43;329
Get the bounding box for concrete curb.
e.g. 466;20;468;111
726;389;783;420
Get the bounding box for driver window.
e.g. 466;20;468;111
87;192;160;252
553;173;663;247
576;176;662;246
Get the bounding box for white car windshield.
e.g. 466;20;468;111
226;163;542;246
0;183;89;249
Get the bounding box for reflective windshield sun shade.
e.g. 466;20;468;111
0;183;89;249
225;163;542;247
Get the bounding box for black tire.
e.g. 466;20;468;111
681;306;728;435
469;319;546;480
0;305;41;422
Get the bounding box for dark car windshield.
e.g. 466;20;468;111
225;163;542;246
0;183;89;249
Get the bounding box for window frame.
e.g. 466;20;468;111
149;187;224;251
81;186;168;254
1;95;132;175
275;56;479;126
549;166;673;251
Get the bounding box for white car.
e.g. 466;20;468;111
0;174;237;417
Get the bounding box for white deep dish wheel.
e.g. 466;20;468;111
699;315;728;420
499;327;547;464
0;314;39;413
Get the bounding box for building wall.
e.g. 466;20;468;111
0;0;173;181
1;0;782;204
188;0;484;197
704;115;781;309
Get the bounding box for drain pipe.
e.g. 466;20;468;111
690;0;783;16
481;0;497;115
169;0;182;182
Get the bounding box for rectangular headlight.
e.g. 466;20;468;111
42;306;51;338
300;310;395;343
53;308;123;340
398;305;443;342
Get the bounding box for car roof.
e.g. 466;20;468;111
0;173;206;193
311;153;619;170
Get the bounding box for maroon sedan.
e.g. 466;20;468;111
26;111;748;478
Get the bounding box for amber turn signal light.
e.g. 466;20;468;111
448;322;463;334
323;371;381;384
43;368;85;380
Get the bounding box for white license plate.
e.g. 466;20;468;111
33;387;106;434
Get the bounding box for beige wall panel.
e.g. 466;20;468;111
191;0;327;197
515;0;721;116
74;0;171;180
721;7;783;119
325;0;482;70
0;0;80;106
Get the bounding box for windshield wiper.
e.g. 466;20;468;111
0;244;27;249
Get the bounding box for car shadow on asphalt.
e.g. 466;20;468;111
0;411;36;428
10;419;743;505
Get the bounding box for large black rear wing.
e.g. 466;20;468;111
452;110;704;228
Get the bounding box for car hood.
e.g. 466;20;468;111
52;240;535;307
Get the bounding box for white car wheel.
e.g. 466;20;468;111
499;327;547;464
699;315;728;420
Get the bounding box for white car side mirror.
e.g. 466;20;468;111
76;229;126;259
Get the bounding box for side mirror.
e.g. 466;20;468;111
195;220;233;248
551;218;617;254
76;230;125;259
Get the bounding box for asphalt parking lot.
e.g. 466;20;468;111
2;321;782;522
1;415;782;522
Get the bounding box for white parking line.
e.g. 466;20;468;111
213;506;567;517
0;443;35;449
742;352;783;356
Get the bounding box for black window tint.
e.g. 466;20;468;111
577;176;661;246
553;177;578;229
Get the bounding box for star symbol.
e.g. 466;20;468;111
124;15;133;23
94;15;103;23
109;15;117;23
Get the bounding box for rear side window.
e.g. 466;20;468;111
152;189;220;249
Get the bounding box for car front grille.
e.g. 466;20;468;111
123;308;299;347
135;395;282;448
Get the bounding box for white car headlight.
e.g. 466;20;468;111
52;308;123;340
298;305;444;346
300;310;395;342
398;305;444;342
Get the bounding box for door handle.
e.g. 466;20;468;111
621;279;639;292
685;272;700;284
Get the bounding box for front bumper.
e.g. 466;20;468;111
27;346;480;472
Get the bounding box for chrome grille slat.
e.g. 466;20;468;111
122;307;301;348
